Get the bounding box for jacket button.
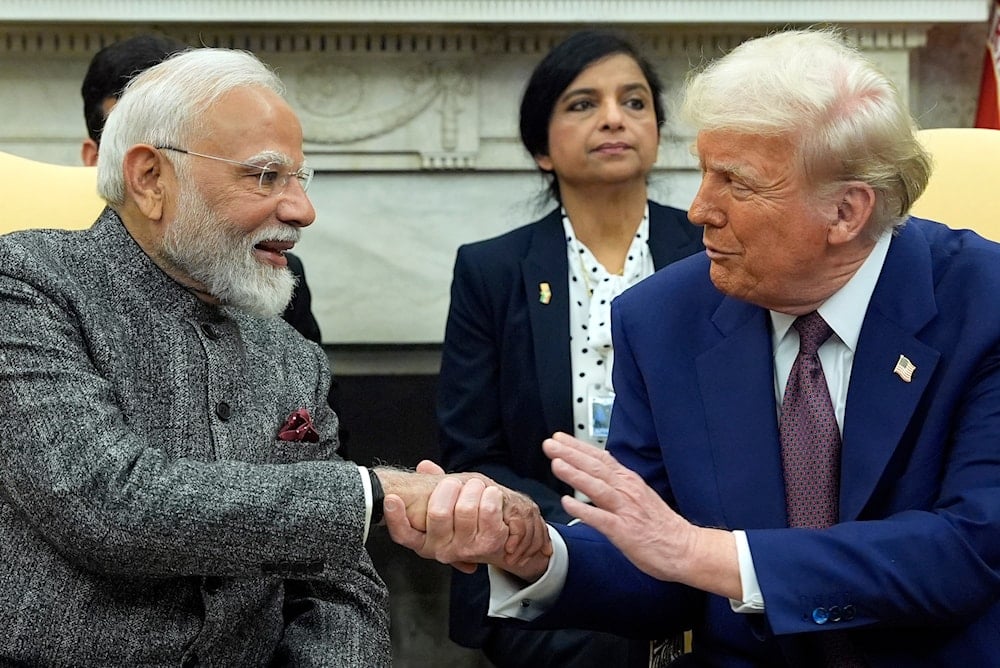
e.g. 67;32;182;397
200;323;221;340
811;607;829;624
215;401;231;421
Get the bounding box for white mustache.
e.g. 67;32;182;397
250;226;301;246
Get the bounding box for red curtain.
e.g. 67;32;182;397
975;0;1000;129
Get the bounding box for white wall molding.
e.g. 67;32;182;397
0;2;988;343
0;0;986;24
0;24;939;57
0;23;937;173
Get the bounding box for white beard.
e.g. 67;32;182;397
160;187;299;318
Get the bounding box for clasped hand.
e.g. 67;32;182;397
384;461;553;581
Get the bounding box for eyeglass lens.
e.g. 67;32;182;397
258;162;313;195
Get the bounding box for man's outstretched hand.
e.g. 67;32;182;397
543;432;740;600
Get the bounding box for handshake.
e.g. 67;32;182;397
372;432;704;593
373;460;554;583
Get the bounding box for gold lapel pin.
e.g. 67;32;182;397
539;282;552;305
893;354;916;383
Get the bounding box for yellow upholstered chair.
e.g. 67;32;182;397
911;128;1000;241
0;150;104;235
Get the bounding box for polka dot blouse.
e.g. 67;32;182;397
563;205;654;453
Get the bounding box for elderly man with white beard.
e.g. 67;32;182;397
0;48;549;666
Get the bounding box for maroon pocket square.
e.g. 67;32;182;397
277;408;320;443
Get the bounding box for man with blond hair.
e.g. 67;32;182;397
393;29;1000;666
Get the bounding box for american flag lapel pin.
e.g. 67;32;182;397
893;354;916;382
539;282;552;305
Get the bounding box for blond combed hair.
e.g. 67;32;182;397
679;28;931;235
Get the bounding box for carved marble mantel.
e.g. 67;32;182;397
0;1;988;348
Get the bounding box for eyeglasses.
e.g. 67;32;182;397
156;145;314;196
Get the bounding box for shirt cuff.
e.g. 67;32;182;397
358;465;373;542
487;524;567;621
729;530;765;613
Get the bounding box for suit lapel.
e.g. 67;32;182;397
647;202;702;270
522;212;573;434
840;224;940;520
696;298;790;529
648;205;678;270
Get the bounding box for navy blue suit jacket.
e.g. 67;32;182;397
438;202;703;647
538;218;1000;666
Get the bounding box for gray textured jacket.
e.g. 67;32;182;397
0;209;389;666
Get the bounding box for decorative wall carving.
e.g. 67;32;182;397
288;58;478;169
0;3;989;343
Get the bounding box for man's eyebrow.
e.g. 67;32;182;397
705;159;759;184
244;150;291;166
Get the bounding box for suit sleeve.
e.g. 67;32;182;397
437;246;570;522
0;271;368;580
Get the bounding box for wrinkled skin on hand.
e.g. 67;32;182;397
374;463;490;533
383;460;552;580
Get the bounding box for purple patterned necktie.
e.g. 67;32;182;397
779;312;864;667
780;311;840;529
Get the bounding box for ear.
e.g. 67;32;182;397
122;145;169;222
534;153;554;173
828;182;876;245
80;139;99;167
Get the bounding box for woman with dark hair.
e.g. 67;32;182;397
437;30;702;667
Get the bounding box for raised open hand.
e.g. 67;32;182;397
543;433;742;599
543;432;695;582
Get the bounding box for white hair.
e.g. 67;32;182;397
158;184;299;318
97;48;285;205
678;29;931;235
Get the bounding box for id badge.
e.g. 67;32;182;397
588;388;615;440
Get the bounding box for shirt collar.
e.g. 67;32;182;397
770;229;892;352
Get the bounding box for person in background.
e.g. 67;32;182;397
0;47;548;665
81;33;347;450
395;27;1000;666
80;34;186;168
436;30;702;668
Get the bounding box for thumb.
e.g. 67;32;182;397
384;495;405;516
383;494;422;550
416;459;446;475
